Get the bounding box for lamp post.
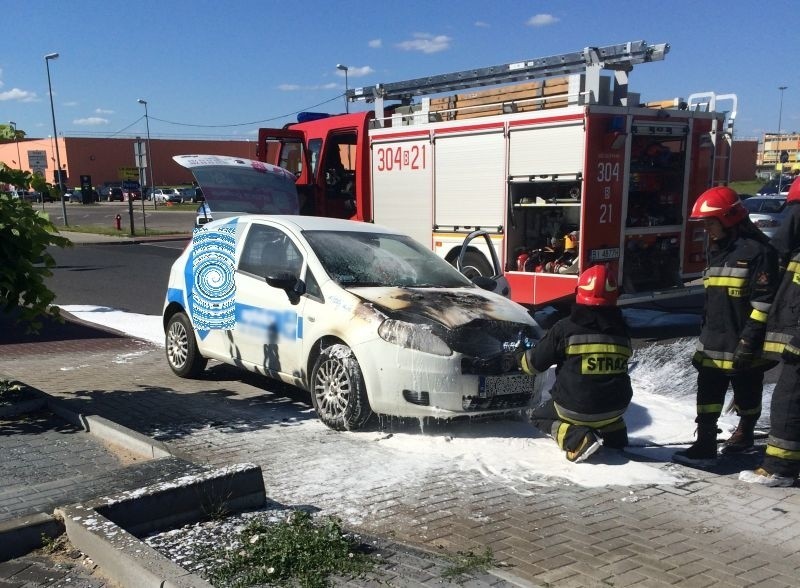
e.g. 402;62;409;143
138;99;156;209
45;52;68;227
8;121;21;170
777;86;788;193
336;64;349;113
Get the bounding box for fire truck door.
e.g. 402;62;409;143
458;230;510;297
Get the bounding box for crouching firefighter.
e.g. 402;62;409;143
519;264;633;463
673;187;779;467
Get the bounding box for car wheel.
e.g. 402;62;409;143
165;312;207;378
311;344;373;431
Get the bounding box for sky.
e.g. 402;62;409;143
3;1;799;143
58;304;770;492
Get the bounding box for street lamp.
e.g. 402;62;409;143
778;86;788;193
138;99;155;208
8;121;21;170
45;52;68;227
336;64;349;114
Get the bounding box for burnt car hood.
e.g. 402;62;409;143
350;286;535;329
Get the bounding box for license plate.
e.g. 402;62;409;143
479;374;535;398
590;247;620;261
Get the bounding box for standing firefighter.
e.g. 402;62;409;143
519;264;633;463
741;180;800;486
673;187;779;466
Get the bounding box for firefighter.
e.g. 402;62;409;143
673;187;779;466
519;264;633;463
741;180;800;486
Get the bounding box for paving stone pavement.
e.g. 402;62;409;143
3;316;800;587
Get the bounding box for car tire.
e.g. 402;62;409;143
165;312;207;378
310;344;373;431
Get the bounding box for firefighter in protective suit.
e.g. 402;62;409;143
673;187;779;466
519;264;633;463
741;180;800;486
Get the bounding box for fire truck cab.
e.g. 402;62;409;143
258;41;736;309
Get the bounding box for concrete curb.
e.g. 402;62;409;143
56;463;265;588
0;380;244;568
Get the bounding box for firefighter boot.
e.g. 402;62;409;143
721;416;758;454
672;424;719;467
566;429;602;463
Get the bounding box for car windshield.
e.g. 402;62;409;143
304;230;474;288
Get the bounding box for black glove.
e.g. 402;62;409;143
732;339;755;370
782;341;800;364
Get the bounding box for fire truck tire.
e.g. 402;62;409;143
458;251;493;279
311;344;373;431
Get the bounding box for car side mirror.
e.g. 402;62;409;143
265;271;305;304
471;275;497;291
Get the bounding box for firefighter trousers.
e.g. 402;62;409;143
763;363;800;477
530;399;628;451
695;367;763;425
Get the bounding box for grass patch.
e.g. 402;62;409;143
730;180;764;196
441;547;499;581
202;510;375;588
53;225;189;237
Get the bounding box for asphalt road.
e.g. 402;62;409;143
46;240;186;315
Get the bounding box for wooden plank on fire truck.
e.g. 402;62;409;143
645;97;685;109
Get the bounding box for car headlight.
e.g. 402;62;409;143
378;319;452;356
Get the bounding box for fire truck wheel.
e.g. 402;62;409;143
458;251;494;279
311;344;373;431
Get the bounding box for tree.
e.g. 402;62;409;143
0;164;71;332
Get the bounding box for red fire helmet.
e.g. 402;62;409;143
575;264;619;306
690;186;747;228
787;180;800;203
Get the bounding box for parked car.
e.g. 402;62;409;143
743;195;789;238
756;177;795;196
179;186;204;203
125;189;142;201
107;187;125;202
151;188;183;204
163;154;542;431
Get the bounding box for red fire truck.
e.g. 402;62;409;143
257;40;737;308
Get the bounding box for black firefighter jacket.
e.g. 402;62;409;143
694;228;779;371
522;304;632;421
764;202;800;361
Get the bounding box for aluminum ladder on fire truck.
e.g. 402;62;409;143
348;40;670;127
687;92;738;186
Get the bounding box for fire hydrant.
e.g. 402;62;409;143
114;214;122;231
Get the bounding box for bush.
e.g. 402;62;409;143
0;194;71;332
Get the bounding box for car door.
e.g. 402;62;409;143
233;221;307;382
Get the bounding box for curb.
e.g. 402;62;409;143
0;382;246;565
56;463;265;588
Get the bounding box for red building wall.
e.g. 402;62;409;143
1;136;255;188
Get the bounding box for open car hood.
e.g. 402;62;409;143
173;155;299;217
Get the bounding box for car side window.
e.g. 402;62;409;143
304;269;323;300
239;224;303;277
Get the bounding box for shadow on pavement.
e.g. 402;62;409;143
0;309;125;345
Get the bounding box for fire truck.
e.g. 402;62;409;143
257;40;737;308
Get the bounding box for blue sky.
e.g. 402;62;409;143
4;1;798;142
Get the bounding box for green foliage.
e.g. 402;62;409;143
0;162;32;190
0;194;71;332
205;510;374;588
441;547;498;581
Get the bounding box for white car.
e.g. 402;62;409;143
151;187;183;203
163;155;542;430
